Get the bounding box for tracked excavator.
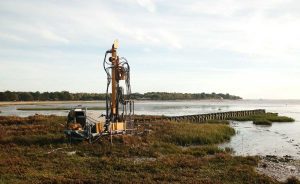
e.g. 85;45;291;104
64;40;135;142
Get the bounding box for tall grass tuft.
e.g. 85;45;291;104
153;122;235;146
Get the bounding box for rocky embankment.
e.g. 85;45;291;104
257;155;300;182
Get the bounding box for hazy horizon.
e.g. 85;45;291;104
1;0;300;99
1;90;300;100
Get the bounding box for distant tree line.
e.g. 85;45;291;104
0;91;242;101
131;92;242;100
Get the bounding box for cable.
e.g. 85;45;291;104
103;51;112;131
102;51;133;132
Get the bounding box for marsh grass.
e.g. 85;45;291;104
0;115;65;125
205;119;230;124
229;113;295;125
253;119;272;125
0;134;66;146
0;115;284;183
151;122;235;146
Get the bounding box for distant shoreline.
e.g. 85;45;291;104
0;99;243;106
2;99;300;107
0;91;242;101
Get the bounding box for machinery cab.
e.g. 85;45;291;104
65;106;91;141
67;106;87;130
64;104;133;142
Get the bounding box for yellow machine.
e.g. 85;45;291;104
65;40;134;142
103;40;134;134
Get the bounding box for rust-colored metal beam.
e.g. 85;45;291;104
111;41;118;118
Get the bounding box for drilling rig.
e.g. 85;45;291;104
64;40;134;142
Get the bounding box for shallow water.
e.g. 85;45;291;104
1;99;300;158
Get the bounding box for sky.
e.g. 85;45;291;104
0;0;300;99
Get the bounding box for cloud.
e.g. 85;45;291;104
0;32;27;43
137;0;156;12
0;0;300;98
